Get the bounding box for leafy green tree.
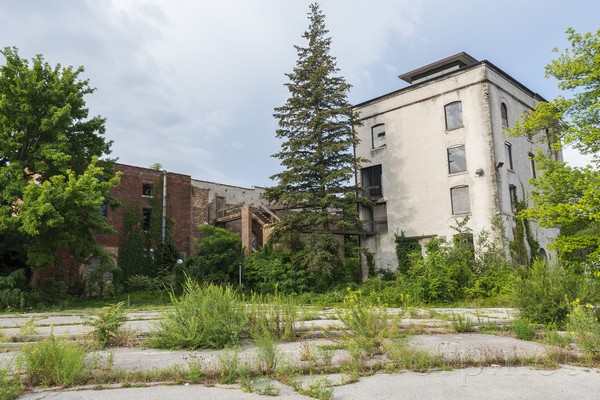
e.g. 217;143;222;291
184;225;242;285
264;3;366;286
510;29;600;262
0;47;117;271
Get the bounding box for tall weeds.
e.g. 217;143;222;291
150;278;246;349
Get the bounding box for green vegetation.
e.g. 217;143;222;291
0;368;22;400
263;3;367;291
0;47;118;273
512;318;536;341
567;299;600;361
509;28;600;262
20;334;87;386
83;302;127;348
184;225;242;285
150;279;247;349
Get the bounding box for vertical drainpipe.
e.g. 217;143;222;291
162;170;167;244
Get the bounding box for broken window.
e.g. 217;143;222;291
371;123;386;149
142;183;153;197
447;145;467;173
450;186;470;214
501;103;509;129
444;101;463;130
142;207;152;231
504;142;513;170
361;164;383;199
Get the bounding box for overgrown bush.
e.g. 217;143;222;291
512;259;600;326
0;269;26;310
244;249;308;294
512;318;536;341
20;334;87;386
150;278;247;349
0;368;22;400
392;218;515;304
567;299;600;360
245;292;299;341
83;302;127;348
184;225;243;285
335;288;401;354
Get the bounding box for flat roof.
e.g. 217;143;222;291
398;52;479;84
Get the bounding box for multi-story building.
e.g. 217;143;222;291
354;53;561;270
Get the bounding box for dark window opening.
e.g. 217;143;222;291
529;152;536;179
361;164;383;199
142;207;152;231
100;203;108;218
142;183;153;197
504;142;513;170
501;103;509;129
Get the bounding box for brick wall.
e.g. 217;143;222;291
96;164;193;257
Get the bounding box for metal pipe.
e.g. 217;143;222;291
162;170;167;243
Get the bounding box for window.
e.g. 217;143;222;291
447;145;466;173
500;103;509;129
450;186;470;214
100;203;108;218
142;207;152;231
361;164;383;199
529;152;536;179
504;142;513;170
509;184;517;213
371;124;386;149
444;101;463;130
142;183;153;197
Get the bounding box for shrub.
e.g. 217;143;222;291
244;249;308;294
0;368;22;400
83;302;127;348
150;278;246;349
185;225;243;285
20;335;86;386
567;299;600;360
512;318;536;341
335;288;400;354
0;269;26;310
245;293;299;341
512;259;600;326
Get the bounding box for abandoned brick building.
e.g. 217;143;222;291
96;163;279;261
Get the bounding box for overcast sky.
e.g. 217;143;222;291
1;0;598;187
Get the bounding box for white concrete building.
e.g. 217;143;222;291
354;53;560;270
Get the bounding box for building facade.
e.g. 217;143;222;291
354;53;561;270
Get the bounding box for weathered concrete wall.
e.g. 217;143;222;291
354;61;560;270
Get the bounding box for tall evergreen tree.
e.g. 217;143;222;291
264;3;366;285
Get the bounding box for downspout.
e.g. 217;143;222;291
162;170;167;244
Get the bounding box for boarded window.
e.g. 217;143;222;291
450;186;470;214
361;164;383;199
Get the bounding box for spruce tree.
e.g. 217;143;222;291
265;3;366;285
